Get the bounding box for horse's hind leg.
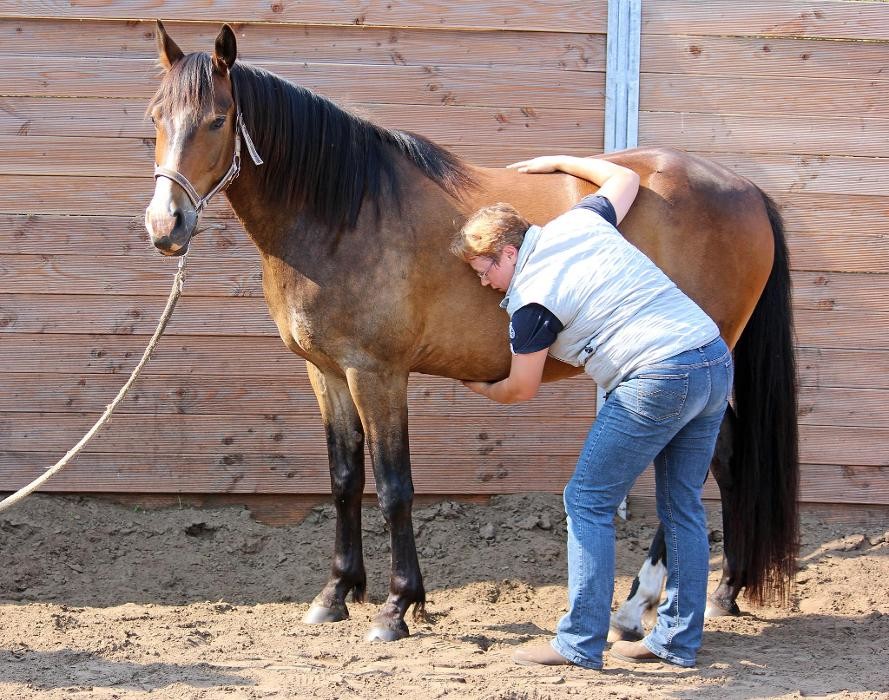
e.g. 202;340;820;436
303;363;368;624
707;406;743;617
346;367;425;642
610;526;667;641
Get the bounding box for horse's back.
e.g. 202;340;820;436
473;148;774;348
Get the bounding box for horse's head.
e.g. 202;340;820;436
144;21;240;256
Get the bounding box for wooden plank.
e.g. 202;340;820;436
0;18;607;70
0;56;604;109
639;111;889;159
694;152;889;197
633;463;889;506
3;370;886;430
0;413;886;468
0;449;579;495
641;1;889;41
640;73;888;119
642;34;889;81
0;214;246;257
0;175;215;216
776;192;889;234
791;271;889;315
6;255;887;309
0;253;265;298
787;231;889;274
2;293;888;349
8;216;887;277
0;2;609;33
0;293;279;337
0;412;592;460
0;371;594;419
794;310;889;351
798;386;889;429
797;347;889;391
0;107;604;176
4;334;883;391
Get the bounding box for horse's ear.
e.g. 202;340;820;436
155;19;184;71
212;24;238;73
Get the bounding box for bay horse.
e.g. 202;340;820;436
144;22;798;642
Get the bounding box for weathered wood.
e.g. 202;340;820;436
0;107;604;175
0;371;594;419
790;271;889;315
0;2;609;33
641;74;888;119
0;18;607;70
4;256;886;309
642;33;889;81
640;112;889;159
0;292;277;336
797;347;889;391
4;372;885;430
642;0;889;41
777;192;889;233
0;57;604;109
0;411;591;463
633;464;889;506
3;334;886;391
0;449;579;495
0;413;885;466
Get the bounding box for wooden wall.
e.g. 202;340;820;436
0;4;606;498
631;0;889;509
0;2;886;514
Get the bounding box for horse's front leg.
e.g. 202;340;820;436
707;405;743;617
303;363;368;624
346;367;424;642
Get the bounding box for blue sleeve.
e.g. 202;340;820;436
509;303;564;354
571;194;617;227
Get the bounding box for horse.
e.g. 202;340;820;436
143;22;799;643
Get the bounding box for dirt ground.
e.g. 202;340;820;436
0;493;887;699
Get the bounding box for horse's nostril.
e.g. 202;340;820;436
172;210;182;229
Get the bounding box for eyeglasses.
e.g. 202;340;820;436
477;257;497;281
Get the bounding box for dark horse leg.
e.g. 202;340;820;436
706;405;743;616
303;364;368;624
347;367;425;642
610;407;739;638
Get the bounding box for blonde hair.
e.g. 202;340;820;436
450;203;530;261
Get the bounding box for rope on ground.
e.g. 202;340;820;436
0;254;189;514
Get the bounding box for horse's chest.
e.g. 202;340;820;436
261;267;325;358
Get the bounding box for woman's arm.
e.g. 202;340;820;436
462;348;548;404
507;155;640;224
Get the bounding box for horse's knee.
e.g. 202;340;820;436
377;482;414;523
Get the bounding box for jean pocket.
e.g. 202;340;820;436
633;373;689;422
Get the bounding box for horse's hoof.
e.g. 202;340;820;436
303;603;349;624
705;596;741;618
608;624;643;643
365;621;410;642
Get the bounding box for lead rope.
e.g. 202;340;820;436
0;254;189;514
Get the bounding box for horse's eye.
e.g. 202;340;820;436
149;115;157;126
210;116;226;131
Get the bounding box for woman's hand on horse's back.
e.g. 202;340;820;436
507;156;567;174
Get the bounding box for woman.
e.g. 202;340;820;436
451;155;733;670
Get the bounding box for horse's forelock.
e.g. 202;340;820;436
148;52;215;126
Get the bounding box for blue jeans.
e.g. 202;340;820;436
551;338;733;669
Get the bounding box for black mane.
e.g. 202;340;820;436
150;53;476;231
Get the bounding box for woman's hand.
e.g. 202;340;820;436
507;156;567;174
461;380;491;397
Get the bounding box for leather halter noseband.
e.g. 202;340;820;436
153;111;264;214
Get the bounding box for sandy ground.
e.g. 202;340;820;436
0;493;887;699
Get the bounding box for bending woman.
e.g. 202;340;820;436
451;155;732;670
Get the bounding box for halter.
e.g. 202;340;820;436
153;111;264;214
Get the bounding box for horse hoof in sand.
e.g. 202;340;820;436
303;603;350;624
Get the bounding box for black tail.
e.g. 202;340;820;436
729;191;800;605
